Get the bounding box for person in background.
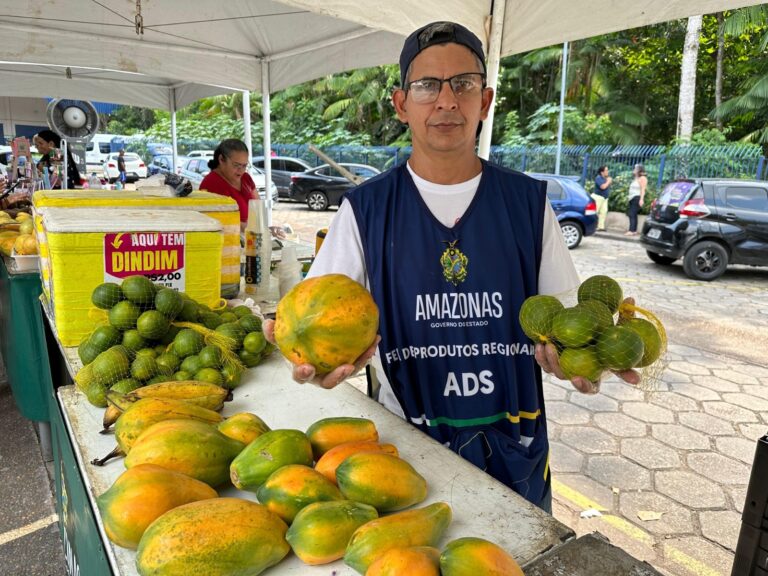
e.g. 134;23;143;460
199;139;258;231
33;130;81;189
625;163;647;236
264;21;638;513
592;165;611;232
117;149;127;186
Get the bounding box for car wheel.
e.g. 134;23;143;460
559;221;583;249
646;251;676;265
682;241;729;281
307;190;328;211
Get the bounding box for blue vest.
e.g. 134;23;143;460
346;162;551;507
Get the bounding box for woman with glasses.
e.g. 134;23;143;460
200;138;256;229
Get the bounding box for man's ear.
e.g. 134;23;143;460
392;89;408;123
480;86;494;120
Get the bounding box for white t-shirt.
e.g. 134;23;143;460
308;163;580;416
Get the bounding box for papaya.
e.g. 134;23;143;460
217;412;271;445
273;274;379;375
315;441;399;484
439;537;523;576
366;546;441;576
124;380;229;411
136;498;289;576
336;452;427;512
286;500;378;565
230;429;313;492
114;397;223;454
125;419;245;487
344;502;452;574
306;416;379;459
256;464;343;524
96;464;217;550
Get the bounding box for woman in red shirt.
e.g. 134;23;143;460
200;139;256;229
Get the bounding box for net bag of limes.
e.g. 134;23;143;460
519;275;667;389
75;275;273;407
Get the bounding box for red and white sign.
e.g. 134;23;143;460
104;232;186;290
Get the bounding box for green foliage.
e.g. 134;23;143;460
517;103;615;146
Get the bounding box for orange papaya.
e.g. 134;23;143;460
344;502;452;574
286;500;378;565
315;441;399;484
306;416;379;459
366;546;441;576
256;464;343;524
274;274;379;375
217;412;271;445
336;452;427;512
125;419;244;487
230;429;313;492
439;537;523;576
136;497;289;576
97;464;217;550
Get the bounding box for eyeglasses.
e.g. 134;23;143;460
405;72;486;104
226;156;251;171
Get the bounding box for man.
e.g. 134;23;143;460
265;21;637;511
117;149;127;186
592;165;612;231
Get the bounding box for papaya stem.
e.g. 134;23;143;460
90;446;124;466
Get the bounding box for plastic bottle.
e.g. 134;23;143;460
244;199;271;299
278;245;303;298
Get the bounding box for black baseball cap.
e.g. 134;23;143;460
399;21;486;88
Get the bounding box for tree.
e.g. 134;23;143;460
677;15;703;142
715;12;725;130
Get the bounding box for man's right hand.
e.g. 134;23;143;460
262;319;380;389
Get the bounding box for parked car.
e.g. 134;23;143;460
186;150;214;159
531;173;597;249
179;158;278;202
289;163;381;211
253;156;313;198
102;152;147;183
147;154;188;176
640;178;768;280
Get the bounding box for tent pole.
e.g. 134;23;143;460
478;3;506;160
170;87;178;173
243;90;252;159
261;62;272;225
555;41;568;175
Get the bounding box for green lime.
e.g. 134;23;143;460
200;311;223;330
220;363;243;389
173;370;192;381
243;331;266;355
173;329;205;358
146;374;172;385
110;378;142;394
199;345;223;369
551;307;599;348
135;347;157;358
620;318;662;367
83;380;108;407
231;305;252;318
160;325;181;345
91;282;124;310
194;367;224;386
596;326;645;371
575;300;615;333
577;275;623;314
155;288;184;319
109;300;141;331
180;355;203;375
156;352;181;373
78;339;101;365
154;344;169;356
559;346;604;382
218;312;239;324
519;295;564;342
90;325;122;352
121;275;157;307
238;314;262;333
121;329;148;352
91;346;131;385
238;348;262;368
215;322;246;349
131;355;159;381
178;300;199;323
137;310;170;340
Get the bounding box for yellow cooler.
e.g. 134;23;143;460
32;190;241;298
38;207;223;346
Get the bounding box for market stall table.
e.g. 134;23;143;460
46;317;575;574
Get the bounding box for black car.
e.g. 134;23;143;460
640;178;768;280
289;163;381;211
253;156;312;198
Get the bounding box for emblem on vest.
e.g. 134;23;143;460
440;239;469;286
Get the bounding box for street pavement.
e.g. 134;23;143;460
1;200;766;575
